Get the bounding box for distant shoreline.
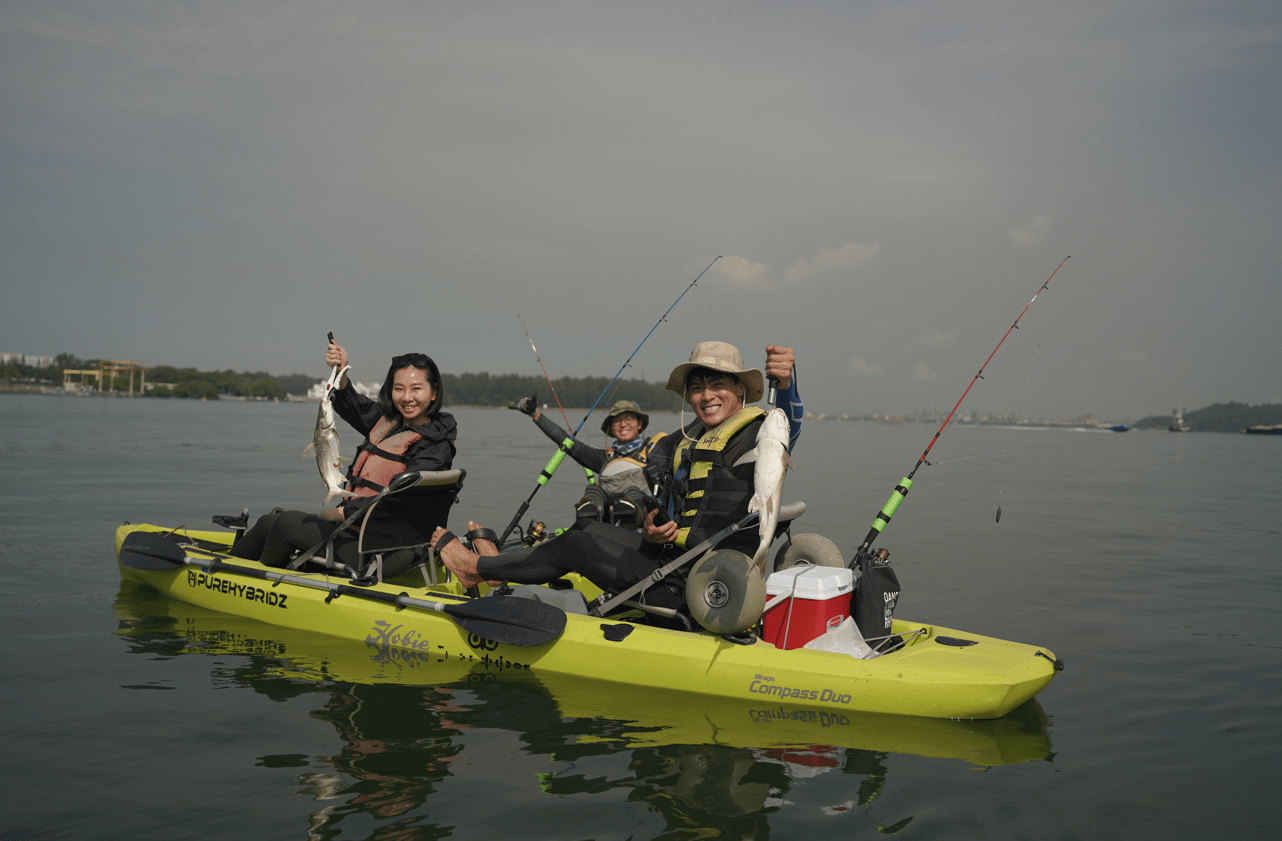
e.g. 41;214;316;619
5;387;1276;433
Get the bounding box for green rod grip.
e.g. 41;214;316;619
538;441;574;485
869;477;913;534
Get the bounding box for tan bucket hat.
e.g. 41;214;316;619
665;341;765;405
600;400;650;434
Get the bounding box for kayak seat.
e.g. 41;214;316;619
292;469;466;584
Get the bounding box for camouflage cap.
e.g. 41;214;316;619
601;400;649;434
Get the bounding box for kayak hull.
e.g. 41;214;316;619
116;523;1059;720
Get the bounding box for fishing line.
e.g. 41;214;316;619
1001;339;1041;454
852;256;1069;564
994;338;1042;523
498;256;723;545
518;314;595;484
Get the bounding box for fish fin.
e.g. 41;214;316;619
783;453;797;473
302;443;315;459
748;492;763;515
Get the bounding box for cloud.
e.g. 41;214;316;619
708;254;772;288
1118;351;1148;361
914;331;956;347
911;362;938;381
785;242;879;285
1006;215;1051;248
850;356;881;374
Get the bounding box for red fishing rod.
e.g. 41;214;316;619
853;256;1070;565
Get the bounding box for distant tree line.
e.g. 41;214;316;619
3;353;683;409
1;354;316;400
1132;402;1282;432
443;372;684;412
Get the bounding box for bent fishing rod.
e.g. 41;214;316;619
518;313;595;485
852;256;1070;567
498;255;723;545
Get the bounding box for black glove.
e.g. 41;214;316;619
510;393;537;415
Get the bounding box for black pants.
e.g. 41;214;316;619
577;485;646;527
476;521;683;609
231;510;417;577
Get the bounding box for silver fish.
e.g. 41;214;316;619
303;364;356;507
747;407;796;573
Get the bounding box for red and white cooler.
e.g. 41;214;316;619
762;566;854;650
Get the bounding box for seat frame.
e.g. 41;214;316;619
287;469;465;584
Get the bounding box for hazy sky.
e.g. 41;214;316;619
3;1;1278;420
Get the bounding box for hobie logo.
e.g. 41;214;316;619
366;620;431;651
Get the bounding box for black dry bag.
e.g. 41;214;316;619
853;555;901;648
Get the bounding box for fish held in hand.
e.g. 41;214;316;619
747;408;796;572
303;364;356;507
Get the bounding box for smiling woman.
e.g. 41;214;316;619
227;339;458;576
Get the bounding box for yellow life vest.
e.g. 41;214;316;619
671;406;764;547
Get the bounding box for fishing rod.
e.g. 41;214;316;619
852;256;1070;566
518;313;595;485
497;255;723;545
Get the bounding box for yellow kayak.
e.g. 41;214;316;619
116;523;1061;721
114;578;1055;766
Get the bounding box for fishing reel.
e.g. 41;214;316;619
853;546;891;572
522;520;548;547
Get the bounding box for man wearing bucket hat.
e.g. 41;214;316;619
432;342;801;614
642;342;799;550
511;397;666;527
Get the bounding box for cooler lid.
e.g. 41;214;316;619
765;565;853;599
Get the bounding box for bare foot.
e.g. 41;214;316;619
465;522;504;587
467;521;499;557
430;527;483;587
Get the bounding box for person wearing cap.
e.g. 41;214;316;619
511;397;666;527
430;343;800;611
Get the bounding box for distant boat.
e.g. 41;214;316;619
1109;424;1129;432
1169;409;1191;432
1243;425;1282;435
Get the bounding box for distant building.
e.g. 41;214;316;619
305;380;380;400
2;353;56;367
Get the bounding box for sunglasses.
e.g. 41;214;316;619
392;352;433;368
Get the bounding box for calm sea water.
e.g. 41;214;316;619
2;393;1279;840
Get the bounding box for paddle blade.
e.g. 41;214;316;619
119;532;188;570
443;595;567;647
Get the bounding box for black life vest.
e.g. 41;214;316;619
670;407;764;547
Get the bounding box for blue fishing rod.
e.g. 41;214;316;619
497;256;722;545
852;256;1070;567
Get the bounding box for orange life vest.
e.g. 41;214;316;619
346;416;423;497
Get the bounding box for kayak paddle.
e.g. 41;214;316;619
119;532;566;647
